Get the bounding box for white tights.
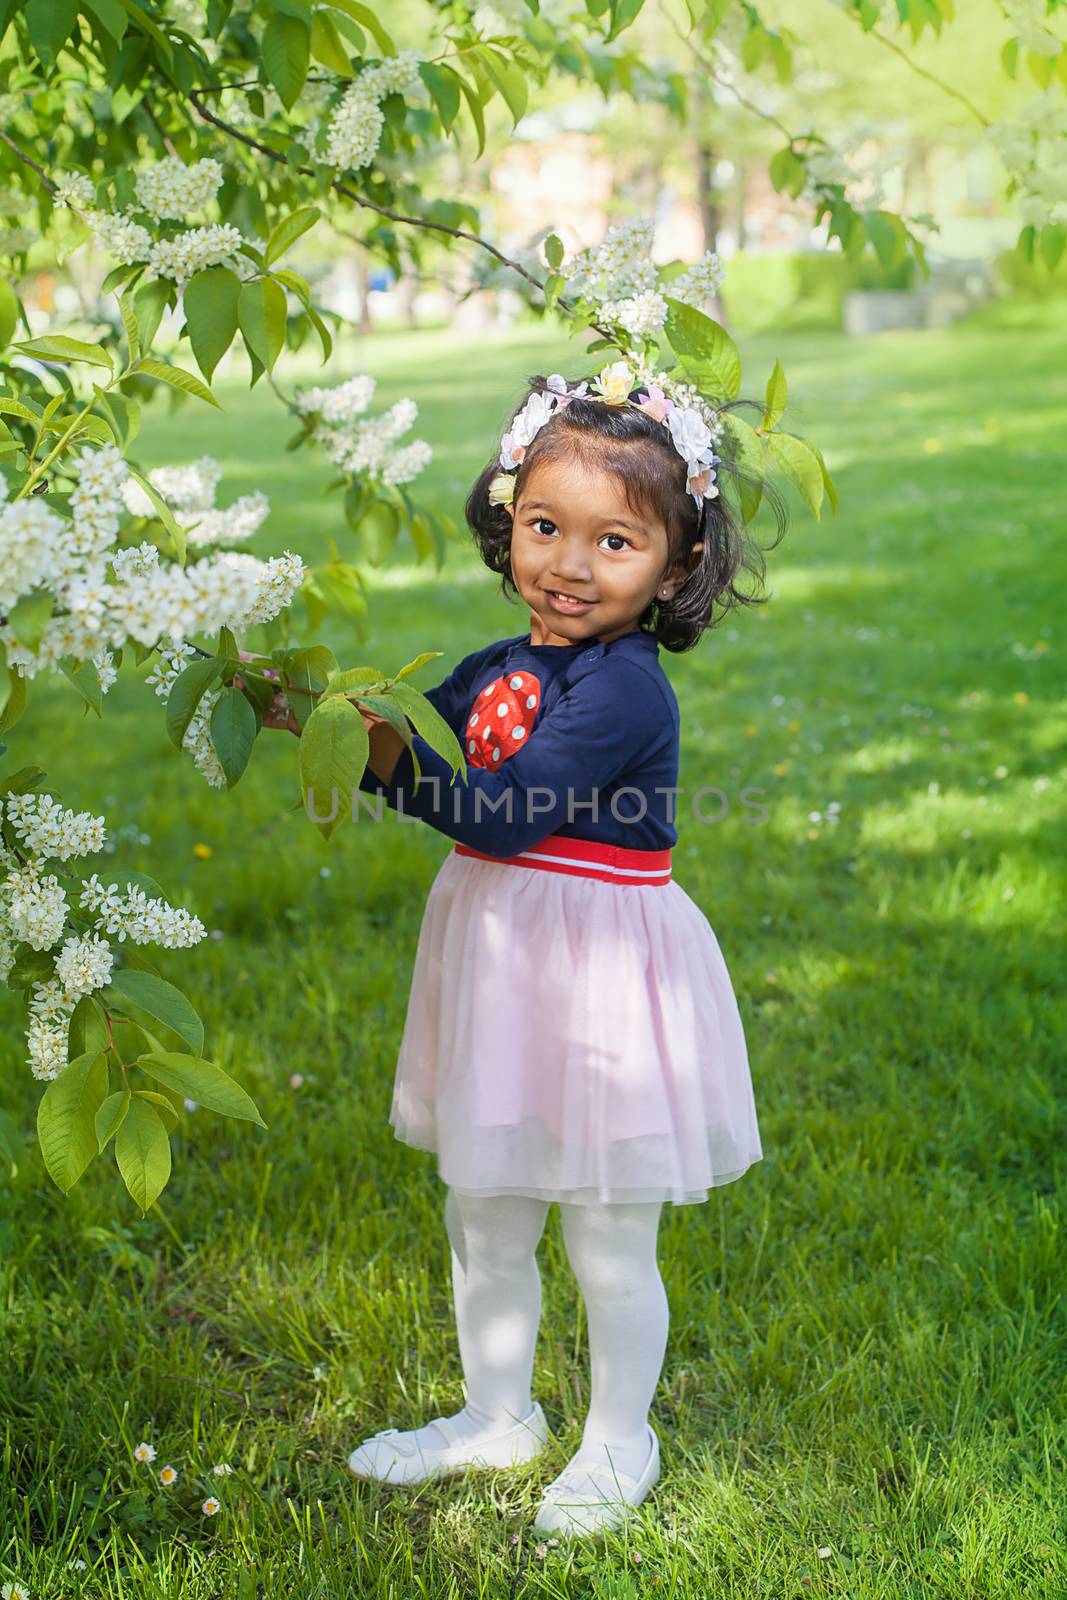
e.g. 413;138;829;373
412;1187;670;1479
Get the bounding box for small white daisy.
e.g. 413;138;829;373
133;1441;157;1463
202;1496;221;1516
159;1465;178;1486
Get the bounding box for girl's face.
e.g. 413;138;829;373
505;449;703;647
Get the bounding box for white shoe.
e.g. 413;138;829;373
347;1402;552;1485
532;1424;660;1536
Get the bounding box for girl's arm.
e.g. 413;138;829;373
365;657;674;858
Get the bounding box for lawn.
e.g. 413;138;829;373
1;302;1064;1597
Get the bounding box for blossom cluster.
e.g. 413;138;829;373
323;50;424;172
560;218;724;337
61;154;258;287
989;87;1067;228
122;454;269;548
296;374;433;486
1002;0;1062;57
0;447;301;687
0;793;207;1081
134;156;224;220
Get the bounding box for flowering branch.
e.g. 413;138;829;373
186;87;616;337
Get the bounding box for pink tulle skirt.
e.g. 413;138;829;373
387;844;763;1206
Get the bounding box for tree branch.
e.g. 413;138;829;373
0;128;57;195
188;89;549;295
867;25;990;129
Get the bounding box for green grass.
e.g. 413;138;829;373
1;304;1064;1597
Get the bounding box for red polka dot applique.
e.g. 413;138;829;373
465;671;542;768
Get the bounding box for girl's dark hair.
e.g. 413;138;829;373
465;372;788;653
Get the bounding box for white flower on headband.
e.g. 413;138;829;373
499;389;559;470
667;408;714;468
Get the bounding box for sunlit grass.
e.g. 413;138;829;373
0;303;1063;1596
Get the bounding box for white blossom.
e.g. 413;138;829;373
54;930;115;998
324;51;424;171
4;864;68;951
148;222;247;286
134;156;224;220
4;792;107;859
297;374;376;423
53;171;96;210
79;873;208;948
87;208;152;264
381;439;434;485
0;496;65;609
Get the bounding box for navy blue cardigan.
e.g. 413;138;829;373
356;627;681;857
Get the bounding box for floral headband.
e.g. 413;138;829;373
488;362;724;513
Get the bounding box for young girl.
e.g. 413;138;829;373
269;365;782;1537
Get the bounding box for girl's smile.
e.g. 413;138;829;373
505;452;702;647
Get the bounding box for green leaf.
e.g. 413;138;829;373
456;73;486;158
264;204;321;268
863;209;907;269
136;356;221;408
182;266;240;381
59;654;104;715
327;665;386;696
606;0;644;44
543;231;564;270
721;412;764;526
309;9;351;74
118;290;140;361
16;334;113;370
383;679;464;774
262;12;310;110
327;0;393;52
238;278;288;374
663;298;741;400
476;45;528;124
96;388;141;449
165;654;224;748
7;590;53;652
769;145;806;199
133;1089;179;1132
298;694;369;840
356;499;400;566
284;644;338;730
125;466;186;563
106;968;205;1056
140;1051;267;1128
134;278;172;353
766;431;823;520
23;0;76;66
96;1088;131;1151
418;61;462;131
114;1094;171;1212
1039;223;1065;271
0;280;19;349
762;358;787;430
209;684;258;788
84;0;128;40
0;662;27;734
67;993;109;1060
37;1050;109;1194
808;439;839;514
393;650;444;683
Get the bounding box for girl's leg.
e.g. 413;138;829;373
558;1200;669;1480
411;1186;550;1449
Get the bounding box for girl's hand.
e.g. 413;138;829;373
233;648;299;736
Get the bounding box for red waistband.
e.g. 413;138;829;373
452;832;673;887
